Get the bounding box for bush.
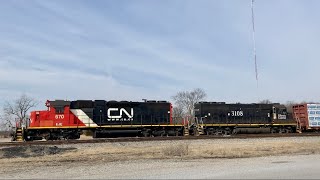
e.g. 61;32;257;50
0;131;10;138
82;130;93;136
162;143;189;157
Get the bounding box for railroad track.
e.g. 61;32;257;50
0;133;319;147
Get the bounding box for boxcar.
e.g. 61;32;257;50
292;103;320;132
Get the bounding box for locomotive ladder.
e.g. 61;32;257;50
182;116;190;136
195;117;205;136
15;127;24;141
294;112;302;133
184;126;189;136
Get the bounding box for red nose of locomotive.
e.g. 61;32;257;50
29;110;50;127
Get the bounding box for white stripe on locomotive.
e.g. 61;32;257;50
70;109;98;127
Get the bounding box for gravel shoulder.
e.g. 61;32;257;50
0;136;320;179
0;138;11;143
2;154;320;179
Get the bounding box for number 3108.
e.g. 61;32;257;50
231;111;243;116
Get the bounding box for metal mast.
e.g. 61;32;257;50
251;0;258;87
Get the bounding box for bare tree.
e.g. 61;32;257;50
300;101;319;104
2;94;38;129
172;88;207;117
172;105;184;118
0;113;9;131
0;105;17;131
284;101;297;113
259;99;272;104
172;105;184;124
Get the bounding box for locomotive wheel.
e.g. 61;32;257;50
221;130;226;135
160;131;165;137
224;128;231;135
141;131;150;137
45;134;51;141
206;128;214;135
175;130;180;136
284;127;292;133
271;128;277;134
214;128;221;136
92;131;97;138
279;128;285;133
232;128;238;135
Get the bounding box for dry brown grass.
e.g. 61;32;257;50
193;141;320;159
1;137;320;167
162;143;189;157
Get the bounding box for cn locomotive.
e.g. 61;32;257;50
12;99;320;141
19;100;185;141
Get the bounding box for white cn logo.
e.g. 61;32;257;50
107;108;134;121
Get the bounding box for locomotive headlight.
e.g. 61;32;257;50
208;113;211;116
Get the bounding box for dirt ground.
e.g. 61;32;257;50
0;136;320;178
0;138;11;143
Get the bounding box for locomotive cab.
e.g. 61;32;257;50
27;100;83;140
29;100;72;128
272;105;287;121
271;104;295;126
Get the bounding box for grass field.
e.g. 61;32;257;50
1;136;320;166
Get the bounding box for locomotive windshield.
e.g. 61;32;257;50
275;106;287;120
278;108;287;115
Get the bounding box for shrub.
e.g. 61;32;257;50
162;143;189;157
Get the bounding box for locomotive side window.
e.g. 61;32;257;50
55;106;64;114
281;109;287;115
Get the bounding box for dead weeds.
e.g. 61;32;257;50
1;138;320;166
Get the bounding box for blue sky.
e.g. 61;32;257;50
1;0;320;109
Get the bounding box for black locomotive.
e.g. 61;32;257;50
194;102;296;135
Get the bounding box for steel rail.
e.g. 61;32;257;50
1;133;319;147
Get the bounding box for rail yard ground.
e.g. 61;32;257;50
0;136;320;179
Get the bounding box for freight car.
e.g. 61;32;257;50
17;100;186;141
194;102;297;135
293;103;320;132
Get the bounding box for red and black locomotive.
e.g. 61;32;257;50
24;99;184;141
